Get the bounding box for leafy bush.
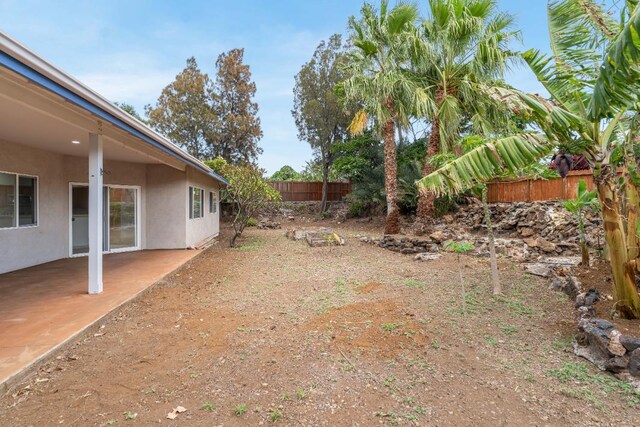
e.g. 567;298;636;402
270;165;301;181
247;217;258;227
216;158;281;246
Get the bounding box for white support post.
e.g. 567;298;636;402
88;133;103;294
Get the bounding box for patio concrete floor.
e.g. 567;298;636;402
0;250;201;387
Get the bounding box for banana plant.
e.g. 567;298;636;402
563;180;600;266
418;0;640;318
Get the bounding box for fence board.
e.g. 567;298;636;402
486;170;597;203
269;181;351;202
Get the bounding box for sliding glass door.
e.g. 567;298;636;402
108;187;137;251
70;184;139;256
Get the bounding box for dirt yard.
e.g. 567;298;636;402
1;222;639;426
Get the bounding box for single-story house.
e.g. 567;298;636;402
0;32;227;294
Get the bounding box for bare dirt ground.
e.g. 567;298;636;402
1;221;639;426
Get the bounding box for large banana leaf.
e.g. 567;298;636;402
589;3;640;119
416;133;551;196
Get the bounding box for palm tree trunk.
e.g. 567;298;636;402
416;116;440;221
482;186;501;295
382;116;401;234
596;170;640;319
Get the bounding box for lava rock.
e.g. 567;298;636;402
605;356;629;373
629;349;640;377
414;253;442;261
620;335;640;353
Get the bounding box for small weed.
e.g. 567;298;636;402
383;376;397;387
123;412;137;421
405;396;415;404
524;374;536;383
547;362;640;407
144;387;156;394
268;409;282;423
201;401;215;411
494;295;536;316
381;322;403;333
106;421;117;426
430;340;441;350
415;405;428;415
402;280;426;288
484;336;498;346
296;389;306;400
234;403;248;416
552;338;574;351
281;393;290;401
341;360;355;372
500;325;518;335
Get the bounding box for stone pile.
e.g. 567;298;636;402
547;274;640;381
575;318;640;378
448;200;603;251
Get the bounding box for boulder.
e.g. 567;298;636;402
549;276;582;300
605;356;629;373
519;227;535;238
630;349;640;377
574;319;616;370
607;330;628;357
524;263;553;277
620;335;640;353
414;253;442;261
258;220;281;230
429;230;448;244
537;238;557;253
305;230;345;247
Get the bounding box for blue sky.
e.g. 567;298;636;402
1;0;551;175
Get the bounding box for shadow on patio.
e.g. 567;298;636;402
0;250;200;389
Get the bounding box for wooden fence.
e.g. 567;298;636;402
269;181;352;202
486;170;596;203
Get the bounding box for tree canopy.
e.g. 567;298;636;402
146;51;262;163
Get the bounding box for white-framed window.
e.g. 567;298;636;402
0;171;38;229
189;186;204;219
209;190;217;214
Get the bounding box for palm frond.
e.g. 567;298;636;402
348;109;369;136
416;133;552;196
589;4;640;119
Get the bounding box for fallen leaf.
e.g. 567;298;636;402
167;406;187;419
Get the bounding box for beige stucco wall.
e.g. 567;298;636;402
145;164;187;249
0;139;221;275
63;155;148;250
0;139;68;273
185;166;220;247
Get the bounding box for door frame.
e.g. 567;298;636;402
68;182;142;257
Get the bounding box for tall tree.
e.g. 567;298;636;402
340;0;427;234
418;0;640;318
413;0;521;221
145;57;214;158
115;102;147;123
292;34;352;213
208;48;263;163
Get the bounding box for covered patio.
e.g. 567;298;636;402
0;249;200;388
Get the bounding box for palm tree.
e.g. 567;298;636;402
413;0;522;221
418;0;640;318
340;0;428;234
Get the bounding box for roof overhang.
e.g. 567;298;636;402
0;32;227;185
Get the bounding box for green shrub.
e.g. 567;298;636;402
247;217;258;227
